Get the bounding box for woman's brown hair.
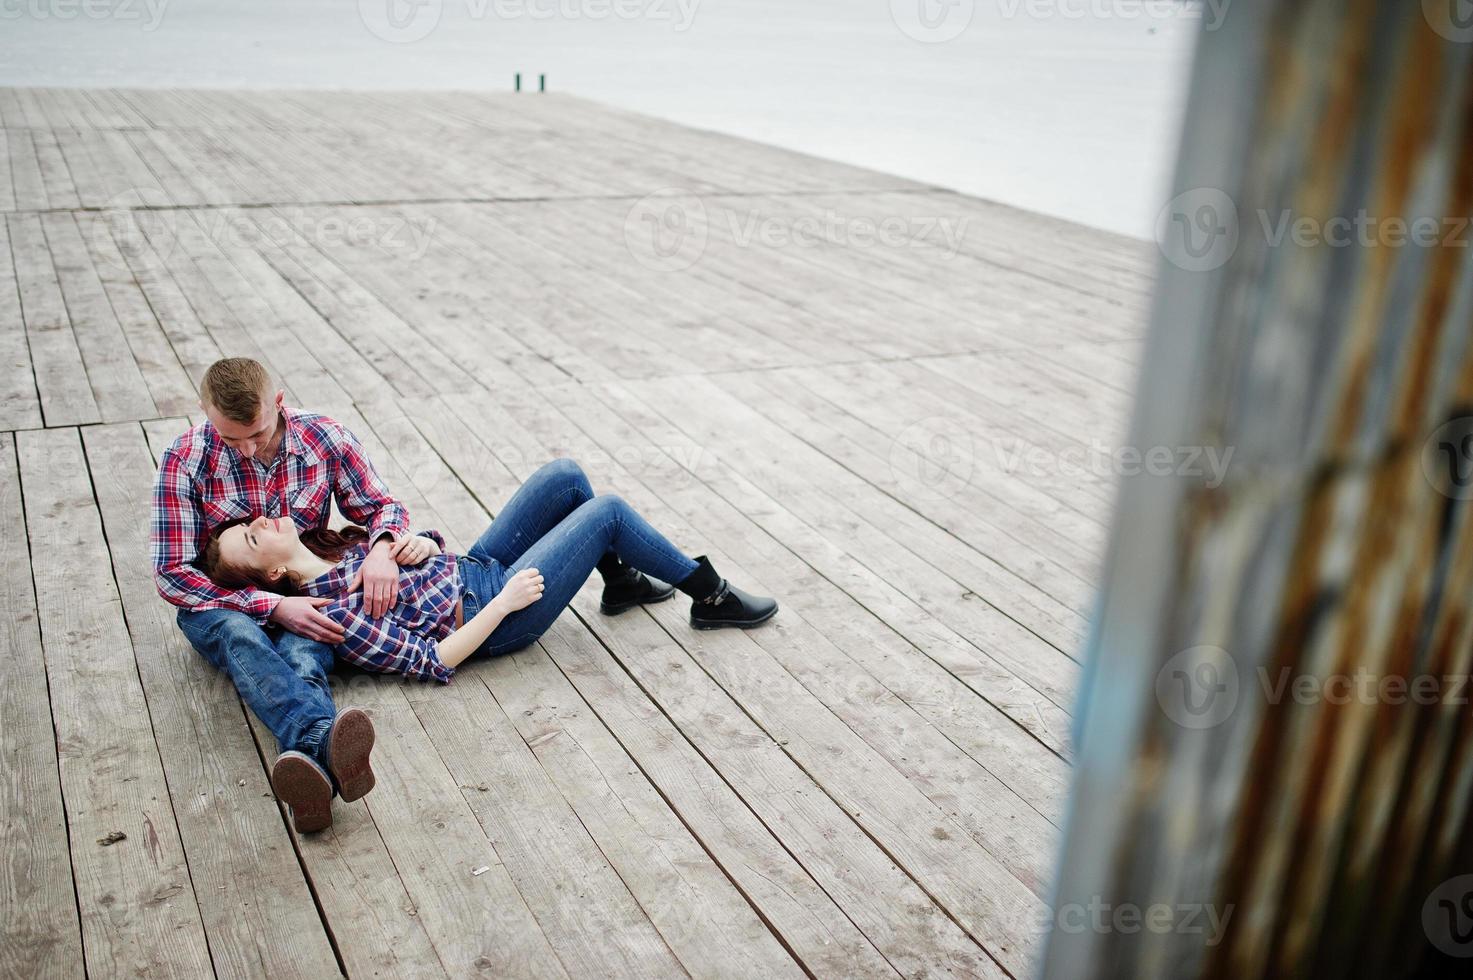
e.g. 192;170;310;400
197;518;369;595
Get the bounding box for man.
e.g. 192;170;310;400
152;357;408;833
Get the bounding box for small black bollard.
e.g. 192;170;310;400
539;74;546;93
514;73;521;92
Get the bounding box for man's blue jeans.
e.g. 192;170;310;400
459;458;699;655
176;608;337;763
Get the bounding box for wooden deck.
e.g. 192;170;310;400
0;88;1151;979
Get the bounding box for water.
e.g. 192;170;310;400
1;0;1200;237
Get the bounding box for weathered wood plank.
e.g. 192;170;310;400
17;426;213;978
40;212;158;421
0;433;83;980
7;213;99;426
0;219;42;430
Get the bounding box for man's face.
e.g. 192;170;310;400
205;389;284;459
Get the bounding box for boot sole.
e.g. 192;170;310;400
329;707;377;803
600;587;676;616
272;753;333;834
691;604;779;631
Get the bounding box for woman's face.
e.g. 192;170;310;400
216;515;300;580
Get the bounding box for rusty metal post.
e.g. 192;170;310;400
1042;1;1473;977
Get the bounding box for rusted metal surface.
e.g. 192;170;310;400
1042;1;1473;977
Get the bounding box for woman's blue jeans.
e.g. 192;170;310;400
458;458;699;655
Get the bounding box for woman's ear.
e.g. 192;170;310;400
268;565;287;583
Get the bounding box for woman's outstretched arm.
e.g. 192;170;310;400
435;568;545;668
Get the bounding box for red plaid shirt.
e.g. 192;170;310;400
301;531;459;683
152;407;409;621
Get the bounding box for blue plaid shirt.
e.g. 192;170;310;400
301;531;460;683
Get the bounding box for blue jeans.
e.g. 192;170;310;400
458;458;699;655
176;607;336;765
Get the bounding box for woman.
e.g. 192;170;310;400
199;458;777;682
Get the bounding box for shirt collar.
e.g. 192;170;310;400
210;406;319;474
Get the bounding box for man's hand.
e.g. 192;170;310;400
389;533;440;567
350;538;401;618
270;595;346;643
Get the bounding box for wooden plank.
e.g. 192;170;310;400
7;129;48;211
0;130;15;212
17;426;213;978
7;213;99;426
407;679;690;979
0;219;42;429
0;434;83;979
477;649;808;979
40;213;158;421
72;212;198;417
29;128;80;210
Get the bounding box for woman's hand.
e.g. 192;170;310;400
389;533;441;567
494;568;545;613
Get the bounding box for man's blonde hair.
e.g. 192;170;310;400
201;358;272;424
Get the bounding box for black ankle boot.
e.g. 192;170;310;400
678;555;779;631
599;563;676;615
